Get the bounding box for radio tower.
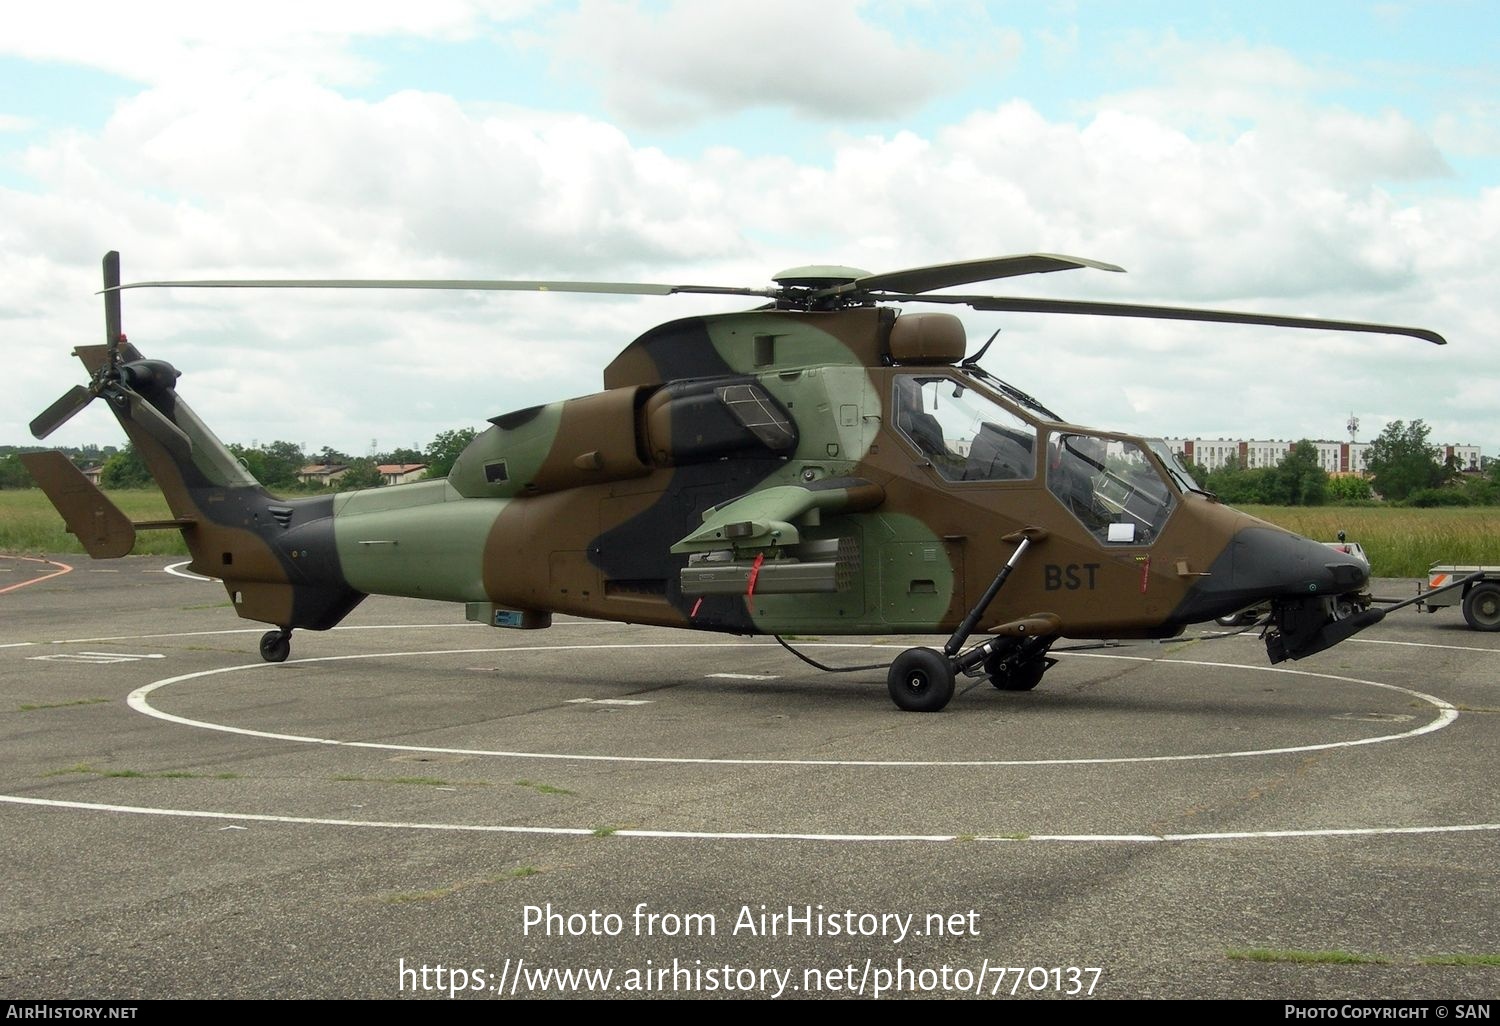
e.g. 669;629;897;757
1346;413;1359;444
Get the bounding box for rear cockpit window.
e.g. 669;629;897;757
894;375;1036;482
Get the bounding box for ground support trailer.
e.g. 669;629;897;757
1420;566;1500;631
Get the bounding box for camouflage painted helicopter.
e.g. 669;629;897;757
25;251;1447;711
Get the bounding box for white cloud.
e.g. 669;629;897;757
1433;99;1500;159
549;0;981;127
2;28;1494;457
0;1;536;85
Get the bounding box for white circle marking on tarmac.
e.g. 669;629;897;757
2;630;1489;845
123;642;1458;768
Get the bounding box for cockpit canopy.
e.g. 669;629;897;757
892;370;1185;547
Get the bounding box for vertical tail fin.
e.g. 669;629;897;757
26;251;365;634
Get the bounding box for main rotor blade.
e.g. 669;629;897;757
103;251;122;349
848;254;1125;296
896;294;1448;345
30;385;94;440
109;279;779;299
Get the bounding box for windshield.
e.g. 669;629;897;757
1148;439;1203;494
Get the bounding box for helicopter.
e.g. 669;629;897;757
23;250;1450;712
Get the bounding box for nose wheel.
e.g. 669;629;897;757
259;629;292;663
886;648;955;712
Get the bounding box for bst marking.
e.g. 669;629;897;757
1044;564;1101;591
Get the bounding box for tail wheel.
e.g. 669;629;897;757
1463;583;1500;632
887;648;955;712
259;630;291;662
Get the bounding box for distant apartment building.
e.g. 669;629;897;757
1164;439;1482;475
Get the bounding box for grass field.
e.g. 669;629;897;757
1240;505;1500;578
0;489;187;556
2;489;1495;577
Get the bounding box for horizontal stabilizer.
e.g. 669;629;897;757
19;452;195;559
20;452;137;558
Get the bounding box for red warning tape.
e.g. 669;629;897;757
745;552;766;598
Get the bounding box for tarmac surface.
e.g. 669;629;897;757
1;552;1497;1000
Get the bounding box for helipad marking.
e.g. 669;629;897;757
125;644;1458;768
1;794;1496;846
0;557;73;595
6;626;1489;847
30;651;164;665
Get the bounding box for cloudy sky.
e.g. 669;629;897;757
3;1;1495;459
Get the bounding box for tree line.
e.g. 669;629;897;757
4;419;1496;506
0;428;478;492
1189;420;1500;507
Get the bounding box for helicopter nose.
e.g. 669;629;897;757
1228;526;1369;599
1174;524;1370;623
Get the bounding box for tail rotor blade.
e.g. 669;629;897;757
30;385;95;439
103;250;122;353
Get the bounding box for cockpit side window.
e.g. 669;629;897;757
894;375;1037;482
1047;432;1176;545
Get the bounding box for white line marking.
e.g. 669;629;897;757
29;651;165;664
706;673;780;680
565;698;653;706
30;654;141;664
1;794;1495;846
162;561;213;582
124;646;1457;768
1004;823;1500;843
0;643;35;649
1351;638;1500;655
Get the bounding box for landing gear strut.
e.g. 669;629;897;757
259;628;292;663
885;528;1054;711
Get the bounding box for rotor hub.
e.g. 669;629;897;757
770;265;872;289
